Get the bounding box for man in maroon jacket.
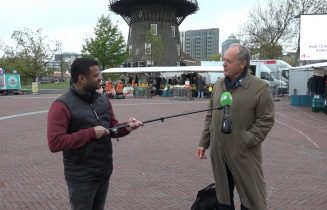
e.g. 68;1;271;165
47;58;142;210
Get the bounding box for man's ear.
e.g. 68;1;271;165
77;75;86;84
240;60;247;70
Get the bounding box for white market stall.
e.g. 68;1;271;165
102;66;223;99
287;62;327;112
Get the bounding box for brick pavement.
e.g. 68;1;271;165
0;95;326;210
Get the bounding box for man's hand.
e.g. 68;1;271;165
127;117;143;131
94;126;110;139
196;147;207;159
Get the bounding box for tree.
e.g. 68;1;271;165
241;0;327;60
145;30;164;66
82;15;127;69
208;53;221;61
0;28;61;82
240;0;295;59
56;52;70;81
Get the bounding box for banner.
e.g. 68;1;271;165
32;82;39;93
0;74;4;90
0;74;21;90
300;14;327;60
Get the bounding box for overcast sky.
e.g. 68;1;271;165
0;0;265;54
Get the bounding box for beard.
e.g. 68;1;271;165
84;81;100;93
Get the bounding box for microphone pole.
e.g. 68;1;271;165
109;106;223;135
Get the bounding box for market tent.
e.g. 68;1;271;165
288;62;327;71
102;66;223;73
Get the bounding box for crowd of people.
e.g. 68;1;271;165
96;73;211;98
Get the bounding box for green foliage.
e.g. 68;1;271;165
249;43;283;59
282;54;297;66
21;81;70;90
56;53;70;81
82;15;128;70
208;54;221;61
0;28;61;82
145;30;164;66
102;73;124;83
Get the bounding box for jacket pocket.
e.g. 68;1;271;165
239;130;254;148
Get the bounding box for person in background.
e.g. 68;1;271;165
105;80;115;98
115;80;124;97
135;74;139;85
128;74;133;86
196;75;206;98
196;44;274;210
155;76;162;95
47;58;143;210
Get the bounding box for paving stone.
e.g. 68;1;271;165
0;95;326;209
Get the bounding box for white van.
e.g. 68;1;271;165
251;60;291;83
250;61;288;95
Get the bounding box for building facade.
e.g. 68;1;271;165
43;53;80;82
183;28;219;61
221;34;240;56
109;0;199;67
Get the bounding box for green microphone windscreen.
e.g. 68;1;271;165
220;92;233;106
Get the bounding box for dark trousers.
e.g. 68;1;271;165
67;179;109;210
218;164;249;210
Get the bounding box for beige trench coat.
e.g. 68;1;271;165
199;73;274;210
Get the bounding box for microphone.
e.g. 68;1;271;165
220;92;233;134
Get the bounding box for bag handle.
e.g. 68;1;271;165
198;183;215;195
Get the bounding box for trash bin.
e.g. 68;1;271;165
312;95;325;112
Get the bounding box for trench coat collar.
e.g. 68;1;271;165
220;70;251;92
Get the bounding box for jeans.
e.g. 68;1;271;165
198;91;204;98
67;179;109;210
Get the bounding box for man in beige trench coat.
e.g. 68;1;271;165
196;44;274;210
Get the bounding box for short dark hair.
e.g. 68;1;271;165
229;43;251;70
70;58;98;83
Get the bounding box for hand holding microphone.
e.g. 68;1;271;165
220;92;233;134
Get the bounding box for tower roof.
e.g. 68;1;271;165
109;0;198;17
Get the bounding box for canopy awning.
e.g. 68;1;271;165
102;66;223;73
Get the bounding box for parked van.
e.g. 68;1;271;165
250;61;288;95
251;59;291;83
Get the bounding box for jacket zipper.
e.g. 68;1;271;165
90;104;99;121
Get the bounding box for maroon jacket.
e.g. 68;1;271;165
47;100;130;153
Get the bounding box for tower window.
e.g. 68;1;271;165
129;27;132;39
129;45;132;56
145;43;151;55
171;26;176;37
151;24;157;35
177;44;180;56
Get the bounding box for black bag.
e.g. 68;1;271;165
191;183;219;210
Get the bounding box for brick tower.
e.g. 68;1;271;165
109;0;199;66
